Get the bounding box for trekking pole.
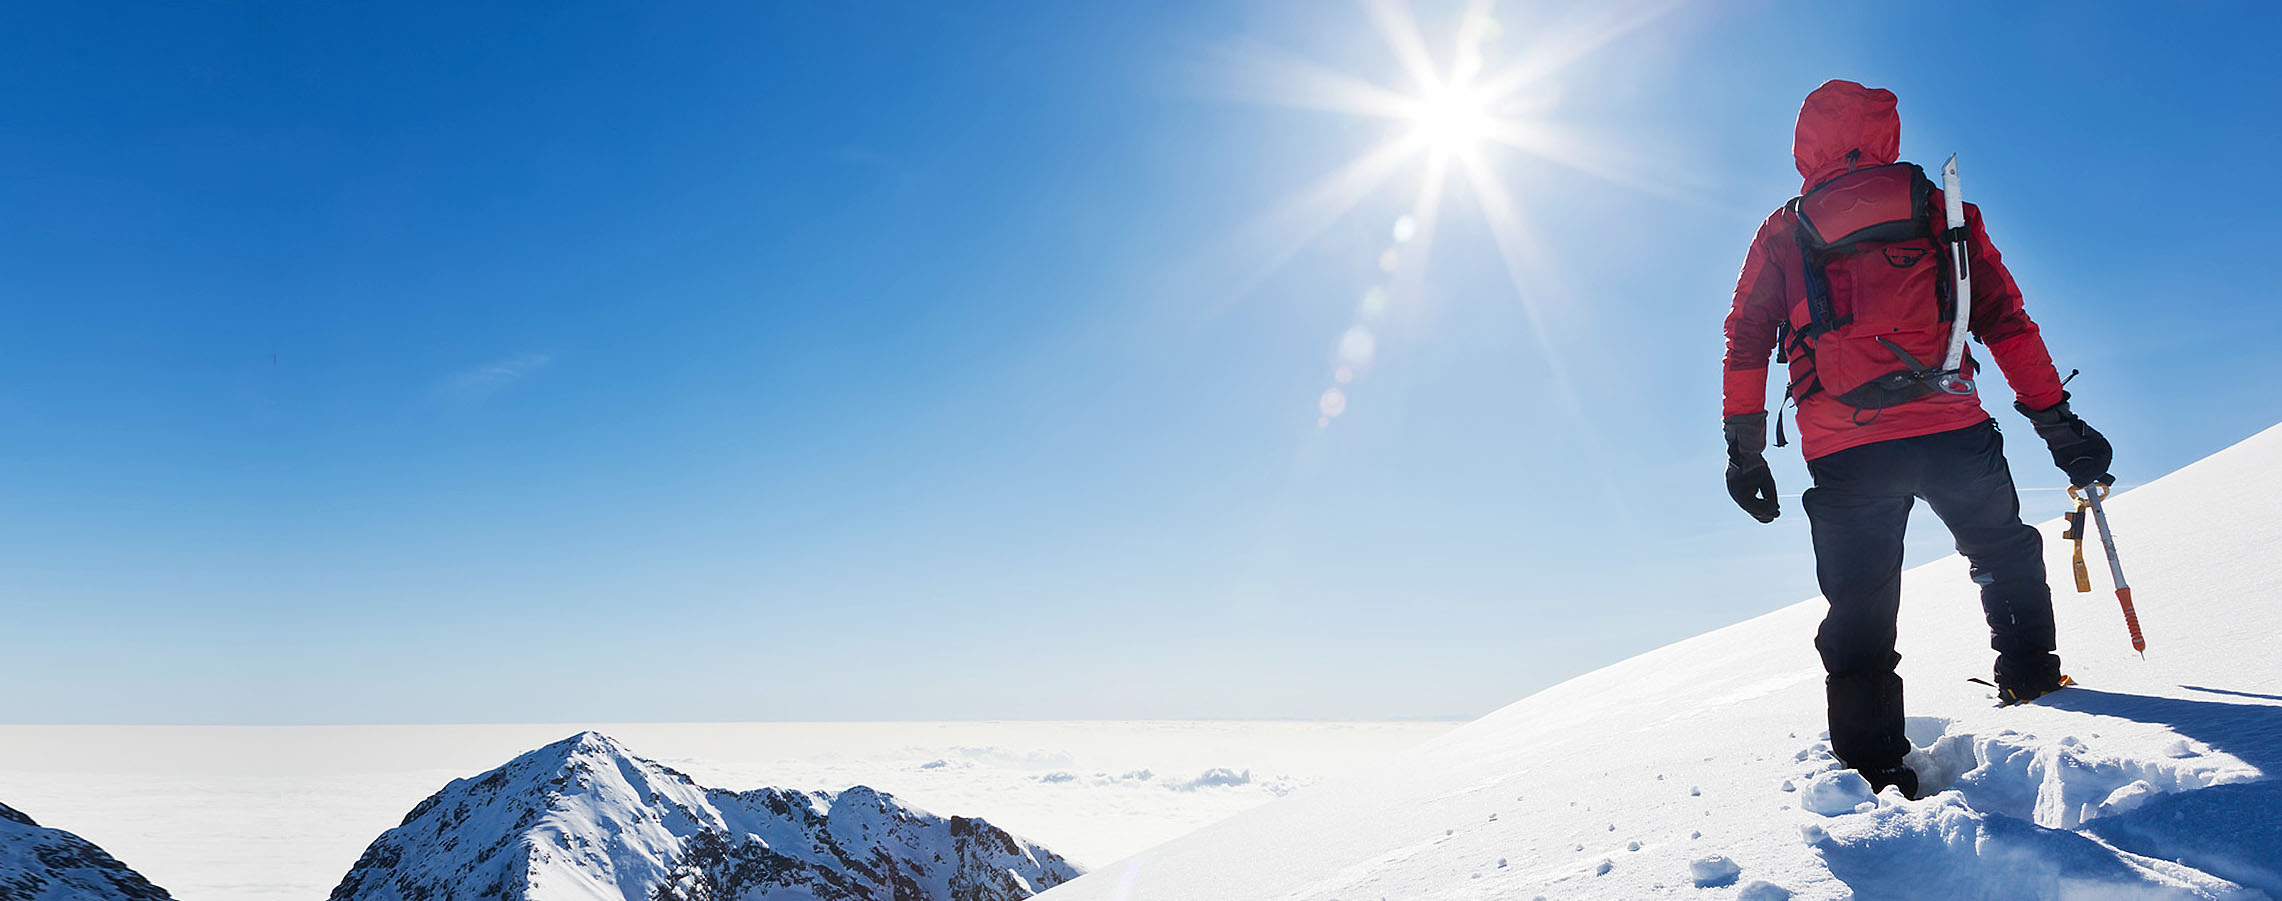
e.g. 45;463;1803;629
2070;483;2147;656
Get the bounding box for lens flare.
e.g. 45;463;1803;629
1338;327;1377;369
1360;286;1389;317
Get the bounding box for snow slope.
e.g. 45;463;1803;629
1041;423;2282;900
0;801;173;901
329;731;1081;901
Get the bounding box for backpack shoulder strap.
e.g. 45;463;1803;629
1791;202;1842;339
1908;162;1961;323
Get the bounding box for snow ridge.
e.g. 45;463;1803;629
328;731;1081;901
1038;422;2282;900
0;801;174;901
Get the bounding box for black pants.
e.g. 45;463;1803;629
1804;419;2061;769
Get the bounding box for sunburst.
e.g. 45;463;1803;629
1216;0;1677;428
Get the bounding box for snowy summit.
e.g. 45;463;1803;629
1041;424;2282;899
329;731;1081;901
0;801;172;901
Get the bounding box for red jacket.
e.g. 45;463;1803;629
1722;80;2066;460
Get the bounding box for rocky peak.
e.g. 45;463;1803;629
330;732;1079;901
0;801;174;901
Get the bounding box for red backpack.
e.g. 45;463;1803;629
1776;162;1962;423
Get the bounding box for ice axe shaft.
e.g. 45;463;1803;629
1940;154;1972;374
2074;485;2147;655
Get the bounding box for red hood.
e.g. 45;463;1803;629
1793;80;1899;193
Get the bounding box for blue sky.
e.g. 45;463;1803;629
3;1;2277;724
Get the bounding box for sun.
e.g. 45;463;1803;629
1405;82;1493;157
1211;0;1677;431
1214;0;1680;302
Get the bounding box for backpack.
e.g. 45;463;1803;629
1775;162;1962;426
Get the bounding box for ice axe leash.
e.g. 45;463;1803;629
2068;483;2147;656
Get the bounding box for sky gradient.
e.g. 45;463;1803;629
4;0;2278;724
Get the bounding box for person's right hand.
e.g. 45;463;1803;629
1724;413;1781;523
2016;395;2115;488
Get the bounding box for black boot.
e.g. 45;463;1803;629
1860;763;1920;800
1997;673;2075;707
1824;669;1909;772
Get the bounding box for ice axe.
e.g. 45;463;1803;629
2068;483;2146;656
1933;154;1977;397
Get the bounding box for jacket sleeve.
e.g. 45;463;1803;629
1722;216;1789;418
1959;202;2067;411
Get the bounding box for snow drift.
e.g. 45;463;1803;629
329;731;1081;901
1040;423;2282;899
0;801;173;901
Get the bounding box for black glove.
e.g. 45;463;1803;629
2016;394;2113;488
1723;412;1780;523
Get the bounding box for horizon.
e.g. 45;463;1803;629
5;0;2280;726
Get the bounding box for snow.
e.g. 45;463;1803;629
1689;853;1741;888
1039;423;2282;900
0;720;1447;900
1738;880;1793;901
1796;771;1874;816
